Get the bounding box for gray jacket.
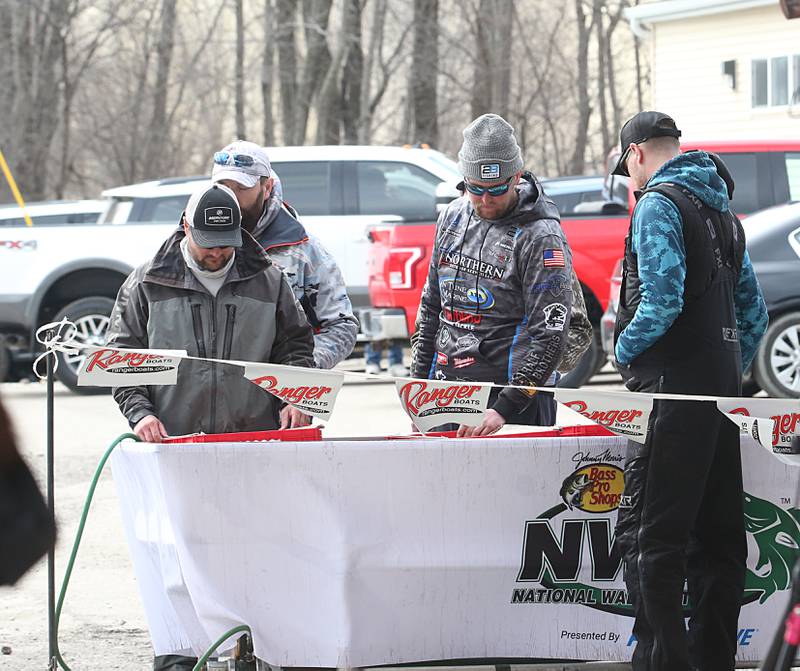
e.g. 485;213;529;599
106;229;315;435
411;173;592;419
251;182;358;369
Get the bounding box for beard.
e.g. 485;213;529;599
241;194;266;232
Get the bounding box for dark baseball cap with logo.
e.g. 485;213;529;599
184;183;243;249
611;111;682;177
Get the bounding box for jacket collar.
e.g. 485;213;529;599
144;227;272;289
251;191;308;250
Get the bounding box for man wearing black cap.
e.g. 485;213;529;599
106;182;315;444
611;111;768;671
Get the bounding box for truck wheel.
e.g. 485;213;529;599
52;297;116;395
753;312;800;398
558;331;605;389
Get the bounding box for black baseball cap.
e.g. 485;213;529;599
184;183;243;249
611;111;682;177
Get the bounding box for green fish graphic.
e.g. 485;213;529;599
743;493;800;604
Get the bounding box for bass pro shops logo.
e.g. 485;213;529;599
512;455;799;615
559;463;624;513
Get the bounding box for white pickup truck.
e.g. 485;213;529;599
0;145;461;391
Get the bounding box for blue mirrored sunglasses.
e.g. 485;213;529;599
214;151;255;168
463;175;514;197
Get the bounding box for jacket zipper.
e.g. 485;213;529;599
222;304;237;359
190;305;207;359
210;297;218;430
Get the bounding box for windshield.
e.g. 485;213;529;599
426;151;461;181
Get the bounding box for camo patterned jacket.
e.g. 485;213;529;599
614;151;768;371
250;187;358;369
411;173;592;420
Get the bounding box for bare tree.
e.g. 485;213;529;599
341;0;365;143
359;1;413;142
411;0;439;146
1;0;70;201
262;0;275;145
275;0;300;143
142;0;177;177
567;0;595;175
470;0;514;119
295;0;334;143
235;0;246;139
594;0;610;155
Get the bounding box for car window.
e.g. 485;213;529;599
717;152;759;214
102;199;134;225
68;212;101;224
545;189;603;214
0;213;93;227
356;161;440;219
786;152;800;201
137;195;190;224
271;161;331;216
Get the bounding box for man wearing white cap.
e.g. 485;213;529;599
211;141;358;392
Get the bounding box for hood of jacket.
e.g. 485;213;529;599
646;150;734;213
250;173;308;249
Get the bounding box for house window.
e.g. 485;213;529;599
772;57;789;106
752;59;768;106
795;55;800;104
753;55;800;108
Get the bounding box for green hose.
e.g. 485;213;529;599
54;432;140;671
53;432;253;671
192;624;253;671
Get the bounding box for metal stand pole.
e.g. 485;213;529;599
46;343;56;671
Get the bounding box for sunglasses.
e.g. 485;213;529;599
214;151;257;168
463;175;514;197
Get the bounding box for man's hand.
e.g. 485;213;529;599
457;409;506;438
280;406;312;430
133;415;168;443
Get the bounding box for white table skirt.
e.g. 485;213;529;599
111;435;794;666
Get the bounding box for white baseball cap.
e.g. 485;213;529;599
211;140;271;188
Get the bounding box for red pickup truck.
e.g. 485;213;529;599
363;141;800;387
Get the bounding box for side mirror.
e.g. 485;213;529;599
435;181;461;214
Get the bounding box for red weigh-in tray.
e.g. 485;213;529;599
161;426;323;444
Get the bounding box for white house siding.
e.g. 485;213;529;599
647;3;800;139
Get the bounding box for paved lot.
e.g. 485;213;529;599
0;368;626;670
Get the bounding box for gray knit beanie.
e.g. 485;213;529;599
458;113;523;182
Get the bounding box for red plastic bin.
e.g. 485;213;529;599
161;426;323;444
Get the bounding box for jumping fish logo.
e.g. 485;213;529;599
743;493;800;604
559;472;592;510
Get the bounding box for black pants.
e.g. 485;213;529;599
615;398;745;671
153;655;197;671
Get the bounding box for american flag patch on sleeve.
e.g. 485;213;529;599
543;248;565;268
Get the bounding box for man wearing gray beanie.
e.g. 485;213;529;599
411;113;591;435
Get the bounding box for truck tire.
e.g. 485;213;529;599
558;330;605;389
753;311;800;398
52;296;116;395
